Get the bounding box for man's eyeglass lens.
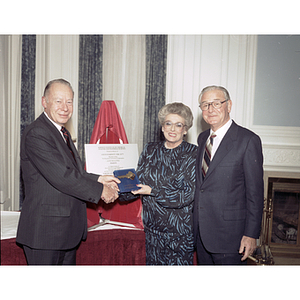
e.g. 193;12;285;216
199;100;228;111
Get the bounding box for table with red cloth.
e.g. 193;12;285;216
1;228;146;265
1;211;197;265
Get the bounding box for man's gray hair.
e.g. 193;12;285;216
43;78;74;98
198;85;231;103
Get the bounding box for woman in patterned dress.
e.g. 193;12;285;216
124;102;197;265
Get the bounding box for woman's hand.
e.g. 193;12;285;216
131;184;152;195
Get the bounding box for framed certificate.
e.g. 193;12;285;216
85;144;139;175
113;169;141;193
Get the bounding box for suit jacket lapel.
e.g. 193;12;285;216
68;137;82;168
204;121;238;180
40;113;79;168
61;132;80;168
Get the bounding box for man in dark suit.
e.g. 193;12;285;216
193;85;264;265
16;79;120;265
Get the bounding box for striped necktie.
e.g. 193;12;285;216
202;132;216;178
61;126;75;160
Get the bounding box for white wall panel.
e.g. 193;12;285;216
166;35;256;145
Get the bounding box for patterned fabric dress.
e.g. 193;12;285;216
136;140;198;265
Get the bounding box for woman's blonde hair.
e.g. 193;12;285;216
158;102;194;130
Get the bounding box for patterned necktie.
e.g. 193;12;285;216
202;132;216;178
61;126;75;160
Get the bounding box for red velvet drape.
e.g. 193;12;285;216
86;101;143;229
1;230;147;265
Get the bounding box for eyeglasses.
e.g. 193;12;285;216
163;121;186;130
199;99;228;111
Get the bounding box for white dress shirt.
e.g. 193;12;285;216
43;112;66;142
210;119;232;160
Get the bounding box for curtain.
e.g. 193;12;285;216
20;35;36;208
20;35;36;135
0;36;8;210
78;35;103;162
143;35;168;147
103;35;146;154
0;35;22;211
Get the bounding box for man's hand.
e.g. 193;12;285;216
239;235;257;261
100;185;119;204
98;175;120;188
98;175;120;204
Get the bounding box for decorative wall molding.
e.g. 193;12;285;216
252;125;300;147
263;145;300;172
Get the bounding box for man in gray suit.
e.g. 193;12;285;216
193;85;264;265
16;79;120;265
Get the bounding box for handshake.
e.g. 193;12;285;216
97;175;121;204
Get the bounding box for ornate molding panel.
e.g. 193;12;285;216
263;145;300;172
